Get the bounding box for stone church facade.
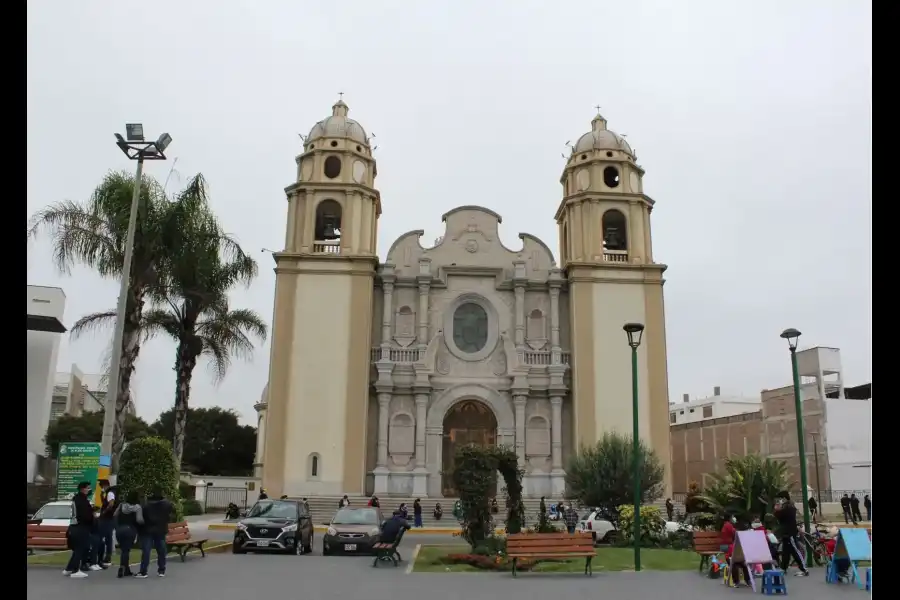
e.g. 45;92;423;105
257;100;672;498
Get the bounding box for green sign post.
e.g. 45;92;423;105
56;442;101;501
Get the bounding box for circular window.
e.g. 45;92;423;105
606;151;613;157
356;145;362;152
324;156;342;179
330;140;338;147
603;166;620;188
452;303;489;353
309;144;315;149
581;154;587;160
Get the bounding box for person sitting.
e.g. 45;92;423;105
380;510;411;544
433;502;443;521
725;520;752;587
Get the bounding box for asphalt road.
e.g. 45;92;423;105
28;551;861;600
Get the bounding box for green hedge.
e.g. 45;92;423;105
182;498;204;516
118;436;183;521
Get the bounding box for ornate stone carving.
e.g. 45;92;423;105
465;239;479;253
394;305;416;347
451;220;493;242
491;347;507;376
435;340;451;375
389;412;415;466
525;415;551;471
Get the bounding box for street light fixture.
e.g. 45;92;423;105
623;322;645;572
780;327;812;558
100;125;172;470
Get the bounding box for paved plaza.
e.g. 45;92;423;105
29;543;868;600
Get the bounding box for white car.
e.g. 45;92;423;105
578;510;616;544
29;500;75;526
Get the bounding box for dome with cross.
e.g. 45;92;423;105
306;96;368;146
573;111;633;156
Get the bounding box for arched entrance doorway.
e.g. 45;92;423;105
442;399;497;496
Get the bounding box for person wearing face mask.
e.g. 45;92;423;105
720;513;737;553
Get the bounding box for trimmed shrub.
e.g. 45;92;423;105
118;436;182;520
182;498;204;516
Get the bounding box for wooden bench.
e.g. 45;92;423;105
372;527;407;567
166;521;209;562
506;532;596;577
26;524;69;554
692;530;723;573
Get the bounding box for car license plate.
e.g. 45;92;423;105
257;541;270;547
344;544;357;551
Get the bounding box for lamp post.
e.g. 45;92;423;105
780;327;812;557
623;322;645;572
809;431;823;519
100;125;172;470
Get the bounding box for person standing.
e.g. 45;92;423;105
413;498;423;528
64;481;96;578
840;494;853;524
539;496;547;516
113;490;144;578
849;494;862;523
863;495;871;521
563;503;579;534
258;488;269;500
808;496;818;523
774;495;810;577
339;495;350;508
665;498;675;522
137;487;174;578
95;479;116;568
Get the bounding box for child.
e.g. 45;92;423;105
824;527;851;582
725;521;753;587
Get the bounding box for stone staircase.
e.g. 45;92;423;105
289;495;685;528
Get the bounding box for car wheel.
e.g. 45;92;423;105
303;534;313;555
232;541;246;555
293;539;303;555
322;545;331;556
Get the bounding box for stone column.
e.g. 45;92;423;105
513;395;527;467
380;266;396;361
549;270;563;364
550;396;563;470
513;260;526;352
413;391;430;496
417;258;432;356
376;393;391;468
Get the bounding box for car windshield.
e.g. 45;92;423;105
332;508;378;525
34;504;72;520
247;501;303;519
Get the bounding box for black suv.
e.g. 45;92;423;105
233;499;313;555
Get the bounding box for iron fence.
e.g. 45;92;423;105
671;489;871;504
204;486;248;511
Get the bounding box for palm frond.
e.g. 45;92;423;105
69;310;117;340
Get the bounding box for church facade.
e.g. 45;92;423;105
256;100;672;498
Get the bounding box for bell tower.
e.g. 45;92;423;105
262;98;380;497
556;110;672;492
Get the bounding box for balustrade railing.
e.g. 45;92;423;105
313;241;341;254
370;347;570;366
603;250;628;263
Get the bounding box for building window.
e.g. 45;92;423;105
452;302;489;353
308;453;321;479
601;209;628;251
670;413;676;424
702;406;713;418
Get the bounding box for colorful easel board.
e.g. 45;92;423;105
732;530;774;564
834;528;872;561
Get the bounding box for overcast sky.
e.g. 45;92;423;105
27;1;871;425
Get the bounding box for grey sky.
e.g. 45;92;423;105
27;1;871;425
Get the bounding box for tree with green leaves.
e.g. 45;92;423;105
564;432;665;525
28;171;170;469
44;412;153;458
117;436;182;519
151;407;256;476
699;454;793;524
143;178;266;470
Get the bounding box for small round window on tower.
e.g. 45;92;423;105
606;151;613;157
581;154;587;160
603;166;620;188
324;156;342;179
309;144;315;149
356;145;362;152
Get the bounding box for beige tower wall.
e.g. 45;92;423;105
263;260;375;497
568;265;671;494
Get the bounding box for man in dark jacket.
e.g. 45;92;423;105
775;495;809;576
94;480;117;567
849;494;862;523
840;494;855;524
863;495;871;521
137;488;174;578
380;511;411;543
64;481;96;578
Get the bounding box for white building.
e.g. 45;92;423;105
51;366;134;422
27;285;66;483
669;387;761;425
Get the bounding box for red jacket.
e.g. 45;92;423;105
721;521;736;547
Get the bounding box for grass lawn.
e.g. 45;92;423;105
414;545;698;573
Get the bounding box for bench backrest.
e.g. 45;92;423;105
507;532;594;555
26;524;69;548
166;520;191;543
692;530;722;553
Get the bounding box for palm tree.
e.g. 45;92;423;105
144;174;267;470
27;171;169;468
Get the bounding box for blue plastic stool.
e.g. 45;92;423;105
762;569;787;595
865;567;871;592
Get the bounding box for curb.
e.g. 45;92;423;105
27;542;231;569
207;523;505;535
